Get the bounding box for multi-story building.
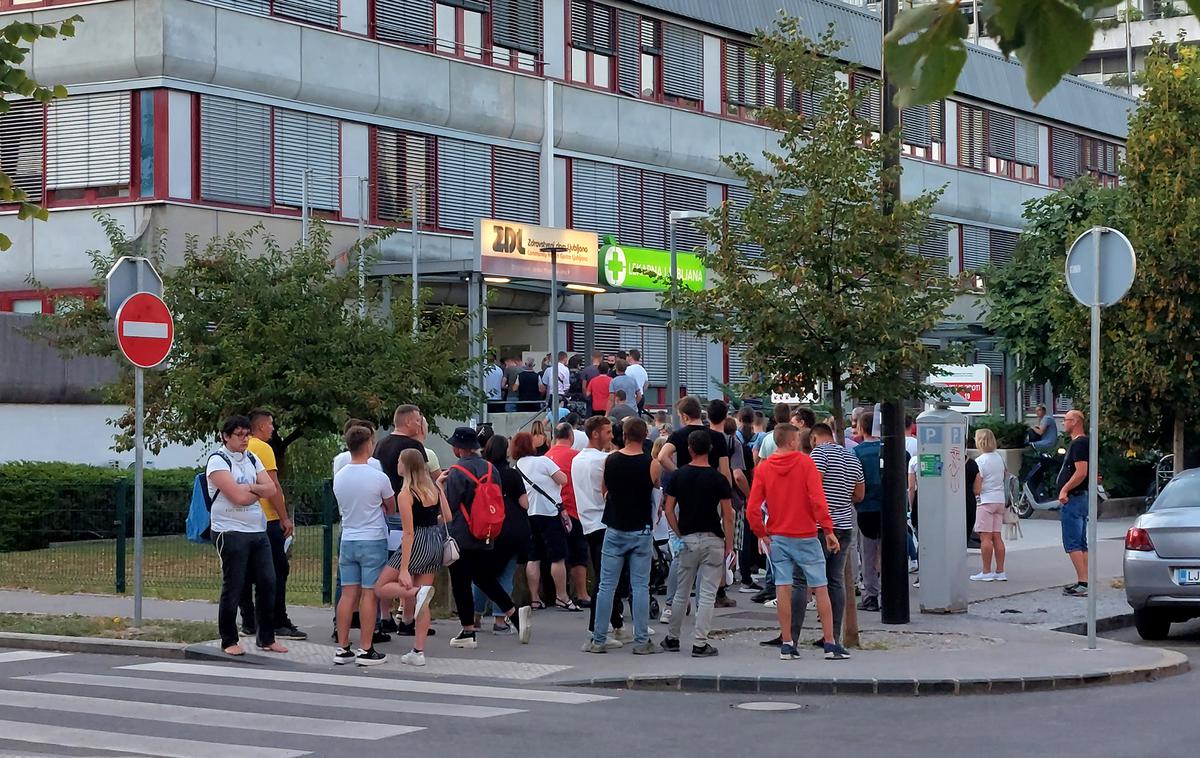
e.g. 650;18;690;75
0;0;1133;418
1075;1;1199;93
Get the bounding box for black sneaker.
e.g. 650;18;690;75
691;643;719;658
751;589;775;604
395;621;435;637
759;635;783;647
275;625;307;641
333;646;355;665
450;630;478;649
1063;583;1089;597
660;636;681;652
810;638;825;649
823;642;851;661
356;647;387;666
378;617;399;634
372;630;392;645
857;596;880;612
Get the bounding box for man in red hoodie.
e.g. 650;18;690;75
747;424;849;661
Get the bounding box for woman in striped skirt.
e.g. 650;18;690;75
375;448;452;666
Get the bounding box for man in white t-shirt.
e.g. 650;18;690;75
571;416;626;641
540;351;570;398
625;349;649;412
332;425;397;666
332;419;384;476
206;415;284;657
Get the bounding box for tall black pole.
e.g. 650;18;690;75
880;0;910;625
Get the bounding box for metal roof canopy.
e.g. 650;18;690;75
632;0;1134;138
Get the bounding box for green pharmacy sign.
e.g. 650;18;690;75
599;235;706;292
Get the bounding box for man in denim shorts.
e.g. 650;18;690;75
747;424;850;661
1056;410;1091;597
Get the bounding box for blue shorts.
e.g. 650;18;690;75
1061;493;1088;553
769;536;827;588
339;539;388;589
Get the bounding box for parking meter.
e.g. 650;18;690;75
916;406;969;613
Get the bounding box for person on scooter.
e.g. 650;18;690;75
1028;404;1058;451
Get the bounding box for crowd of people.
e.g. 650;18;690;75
201;388;1093;667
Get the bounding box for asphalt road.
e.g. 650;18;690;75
0;620;1197;758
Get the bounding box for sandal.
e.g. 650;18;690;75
555;598;583;612
530;600;546;610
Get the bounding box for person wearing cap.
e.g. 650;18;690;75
441;426;533;648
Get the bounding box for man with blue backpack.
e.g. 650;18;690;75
201;415;288;656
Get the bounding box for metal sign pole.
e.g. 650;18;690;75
667;220;679;428
133;366;144;628
550;249;560;423
1087;228;1101;649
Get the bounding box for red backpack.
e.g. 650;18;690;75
451;464;506;543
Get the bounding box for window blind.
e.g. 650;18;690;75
493;0;542;56
493;146;540;224
273;108;339;210
961;224;991;271
200;95;270;207
615;9;641;96
958;104;985;171
376;0;435;45
46;93;131;191
436;137;492;231
1051;129;1082;179
570;0;613;53
0;99;45;203
989;229;1018;266
661;22;702;101
273;0;339;27
570;159;618;236
375;127;433;223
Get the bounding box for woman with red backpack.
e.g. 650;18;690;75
441;427;533;649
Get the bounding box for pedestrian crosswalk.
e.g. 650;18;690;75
0;656;617;757
0;651;70;665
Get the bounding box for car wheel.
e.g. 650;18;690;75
1134;607;1171;641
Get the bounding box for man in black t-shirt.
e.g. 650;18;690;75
1056;410;1091;597
657;395;732;483
660;431;733;657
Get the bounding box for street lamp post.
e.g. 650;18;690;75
411;181;423;337
667;210;709;428
542;245;569;424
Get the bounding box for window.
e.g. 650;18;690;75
901;100;945;161
569;158;707;250
960;104;1038;181
616;11;659;99
45;93;132;202
493;146;540;224
908;224;950;277
272;109;339;212
0;99;45;205
569;0;614;89
782;72;833;120
724;41;776;119
375;0;436;45
961;225;1018;285
852;73;880;128
1082;134;1121;187
1050;128;1082;186
272;0;339;28
199;95;271;207
492;0;542;71
435;0;488;60
725;185;764;263
958;104;985;171
376;128;435;225
660;22;703;110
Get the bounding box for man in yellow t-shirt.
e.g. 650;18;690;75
239;409;307;641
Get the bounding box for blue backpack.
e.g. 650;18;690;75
186;450;257;543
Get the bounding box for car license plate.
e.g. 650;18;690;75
1176;568;1200;585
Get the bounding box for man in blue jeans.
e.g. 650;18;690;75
583;418;662;655
1056;410;1091;597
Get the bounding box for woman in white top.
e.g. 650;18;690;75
512;432;578;611
971;429;1008;582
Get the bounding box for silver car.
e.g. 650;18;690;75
1124;468;1200;639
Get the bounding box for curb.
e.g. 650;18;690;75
558;648;1190;696
0;632;188;659
1053;613;1135;636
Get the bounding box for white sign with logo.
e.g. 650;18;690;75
928;364;991;415
477;218;598;286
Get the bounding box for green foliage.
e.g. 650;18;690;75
28;216;485;464
0;17;80;251
982;178;1126;394
885;1;1180;105
666;20;966;428
969;416;1031;449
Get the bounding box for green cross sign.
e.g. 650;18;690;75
597;236;704;292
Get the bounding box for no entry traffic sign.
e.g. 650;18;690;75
114;292;174;368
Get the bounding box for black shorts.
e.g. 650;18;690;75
565;516;589;568
528;514;568;563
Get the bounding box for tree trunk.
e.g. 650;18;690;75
830;363;845;440
1174;413;1185;476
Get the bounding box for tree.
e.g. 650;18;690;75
0;16;81;251
982;178;1126;396
30;216;483;472
884;1;1200;106
1101;40;1200;472
667;21;965;433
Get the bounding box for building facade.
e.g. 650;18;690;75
0;0;1133;416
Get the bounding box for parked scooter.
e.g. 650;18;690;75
1015;448;1108;518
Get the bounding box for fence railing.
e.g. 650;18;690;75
0;478;338;606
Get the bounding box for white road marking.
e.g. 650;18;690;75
0;688;420;739
0;719;305;758
0;651;70;664
121;320;169;339
122;662;616;704
22;672;523;718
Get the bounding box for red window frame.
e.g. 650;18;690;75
957;104;1038;184
565;0;616;91
721;39;776;123
416;1;543;75
367;125;441;232
0;286;99;314
44;92;138;210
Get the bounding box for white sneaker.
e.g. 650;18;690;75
993;572;1008;582
517;605;532;645
969;572;996;582
659;606;673;624
764;597;778;608
612;626;634;643
401;650;426;667
413;585;435;620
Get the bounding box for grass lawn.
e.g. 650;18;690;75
0;613;218;643
0;526;330;607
